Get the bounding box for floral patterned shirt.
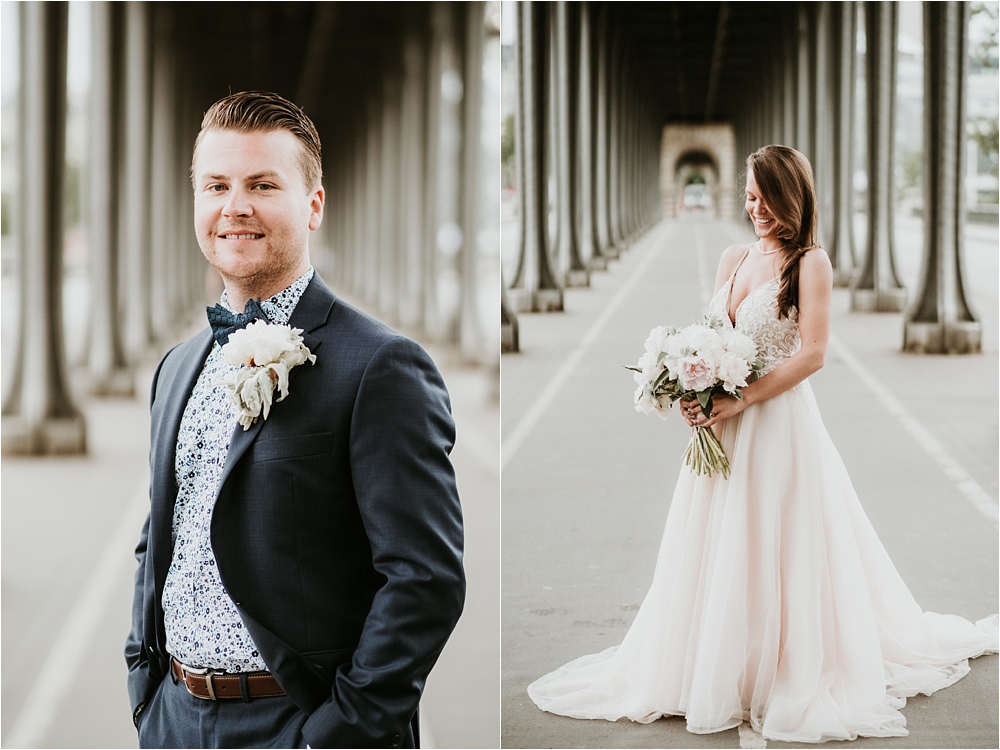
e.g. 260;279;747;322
163;268;314;672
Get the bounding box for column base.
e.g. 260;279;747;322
2;413;87;455
501;320;519;353
849;286;907;313
90;367;136;397
564;269;590;288
903;320;982;355
831;266;855;288
507;288;564;313
587;255;609;272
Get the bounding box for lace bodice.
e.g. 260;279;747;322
709;276;800;376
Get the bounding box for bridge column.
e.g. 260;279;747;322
458;2;488;361
903;2;981;354
87;2;132;396
552;1;589;288
2;2;87;455
422;4;449;340
508;1;563;313
827;0;858;285
398;24;428;331
122;2;155;353
851;1;906;312
593;4;615;256
377;65;402;324
577;2;607;271
149;5;181;342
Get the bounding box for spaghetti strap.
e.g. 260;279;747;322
725;243;754;325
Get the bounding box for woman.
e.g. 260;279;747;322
527;145;997;742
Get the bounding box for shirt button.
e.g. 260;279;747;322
389;735;401;748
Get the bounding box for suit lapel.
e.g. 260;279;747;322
151;330;214;589
216;274;336;490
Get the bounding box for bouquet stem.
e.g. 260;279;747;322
682;425;731;479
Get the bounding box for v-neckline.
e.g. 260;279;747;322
724;243;779;326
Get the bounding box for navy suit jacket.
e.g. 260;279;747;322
125;274;466;748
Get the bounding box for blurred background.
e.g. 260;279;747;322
1;2;500;748
500;1;999;341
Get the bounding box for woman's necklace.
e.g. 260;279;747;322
756;240;781;256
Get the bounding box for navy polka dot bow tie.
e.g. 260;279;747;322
206;298;269;347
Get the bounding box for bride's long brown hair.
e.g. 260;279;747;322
745;145;819;319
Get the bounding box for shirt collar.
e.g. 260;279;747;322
219;267;315;326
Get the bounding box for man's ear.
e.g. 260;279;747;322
308;186;325;231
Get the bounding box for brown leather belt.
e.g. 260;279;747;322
171;657;286;701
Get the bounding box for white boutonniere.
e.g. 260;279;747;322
221;320;317;430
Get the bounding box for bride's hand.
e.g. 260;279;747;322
692;394;746;429
680;400;702;428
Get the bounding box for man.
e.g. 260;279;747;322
125;91;465;749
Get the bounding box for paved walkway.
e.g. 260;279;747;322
501;215;999;749
1;311;500;748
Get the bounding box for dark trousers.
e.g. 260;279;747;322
137;670;308;749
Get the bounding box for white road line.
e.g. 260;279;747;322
4;485;150;748
501;221;674;471
827;334;999;526
738;722;768;748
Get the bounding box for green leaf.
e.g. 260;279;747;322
696;390;713;417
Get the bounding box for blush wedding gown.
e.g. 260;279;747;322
527;263;998;743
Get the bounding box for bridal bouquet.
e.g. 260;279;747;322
626;316;761;479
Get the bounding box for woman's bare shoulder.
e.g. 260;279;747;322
800;245;833;276
713;242;752;291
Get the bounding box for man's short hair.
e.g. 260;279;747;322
192;91;323;190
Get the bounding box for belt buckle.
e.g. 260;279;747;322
182;664;218;701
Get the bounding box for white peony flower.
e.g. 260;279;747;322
643;325;674;355
723;329;757;362
221;321;317;430
223;320;308;368
717;353;752;394
677;355;717;392
634;383;670;420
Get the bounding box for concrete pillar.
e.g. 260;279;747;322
851;1;906;312
458;2;486;361
351;124;367;301
501;282;519;353
812;2;834;248
398;27;427;331
592;3;614;258
552;1;588;288
577;2;606;271
149;5;178;340
422;4;448;340
122;1;155;353
378;69;402;323
2;2;86;454
903;2;980;353
796;5;817;160
363;96;381;306
828;1;858;285
606;19;624;253
508;1;563;313
87;2;132;396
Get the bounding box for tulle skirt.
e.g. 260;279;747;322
527;381;998;742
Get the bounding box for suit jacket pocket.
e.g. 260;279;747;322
301;646;356;683
252;431;335;463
